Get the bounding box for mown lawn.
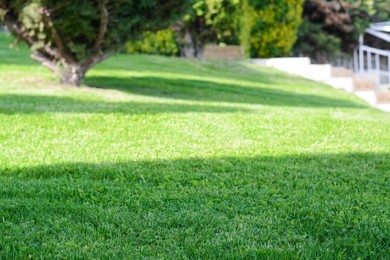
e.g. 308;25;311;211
0;33;389;258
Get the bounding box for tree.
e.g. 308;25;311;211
293;0;369;63
177;0;240;58
369;0;390;22
294;18;341;63
0;0;190;86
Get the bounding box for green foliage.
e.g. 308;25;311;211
185;0;240;42
293;0;370;63
371;0;390;22
294;19;341;63
127;0;242;58
127;29;179;56
178;0;241;57
241;0;303;58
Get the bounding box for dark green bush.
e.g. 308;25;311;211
293;0;370;63
293;19;341;63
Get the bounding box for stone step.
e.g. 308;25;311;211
251;58;389;112
273;64;331;81
266;64;332;81
376;104;390;112
355;73;381;84
323;77;354;92
354;91;378;105
251;58;331;81
377;84;390;91
252;57;311;67
377;90;390;104
303;64;332;81
331;67;354;77
353;78;377;91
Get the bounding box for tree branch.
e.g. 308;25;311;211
158;0;179;12
31;52;58;72
1;4;66;64
39;8;76;64
41;45;61;59
82;50;115;71
1;11;34;46
94;0;109;50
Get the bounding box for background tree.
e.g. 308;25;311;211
369;0;390;22
123;0;305;59
293;0;369;63
359;0;390;51
177;0;240;58
0;0;190;86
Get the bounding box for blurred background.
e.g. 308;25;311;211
123;0;390;65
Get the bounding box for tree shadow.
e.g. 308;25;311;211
93;55;294;86
85;75;366;109
1;152;388;257
0;94;252;114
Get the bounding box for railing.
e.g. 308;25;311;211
327;52;354;70
354;45;390;85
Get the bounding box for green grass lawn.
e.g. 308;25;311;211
0;32;389;258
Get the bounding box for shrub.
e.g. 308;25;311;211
127;29;179;56
242;0;303;58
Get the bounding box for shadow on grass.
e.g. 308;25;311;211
93;56;294;86
85;76;365;109
0;94;252;114
1;153;389;258
4;152;388;182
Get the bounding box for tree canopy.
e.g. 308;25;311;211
293;0;372;63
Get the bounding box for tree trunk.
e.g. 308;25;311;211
59;64;87;86
196;43;205;58
182;29;195;58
